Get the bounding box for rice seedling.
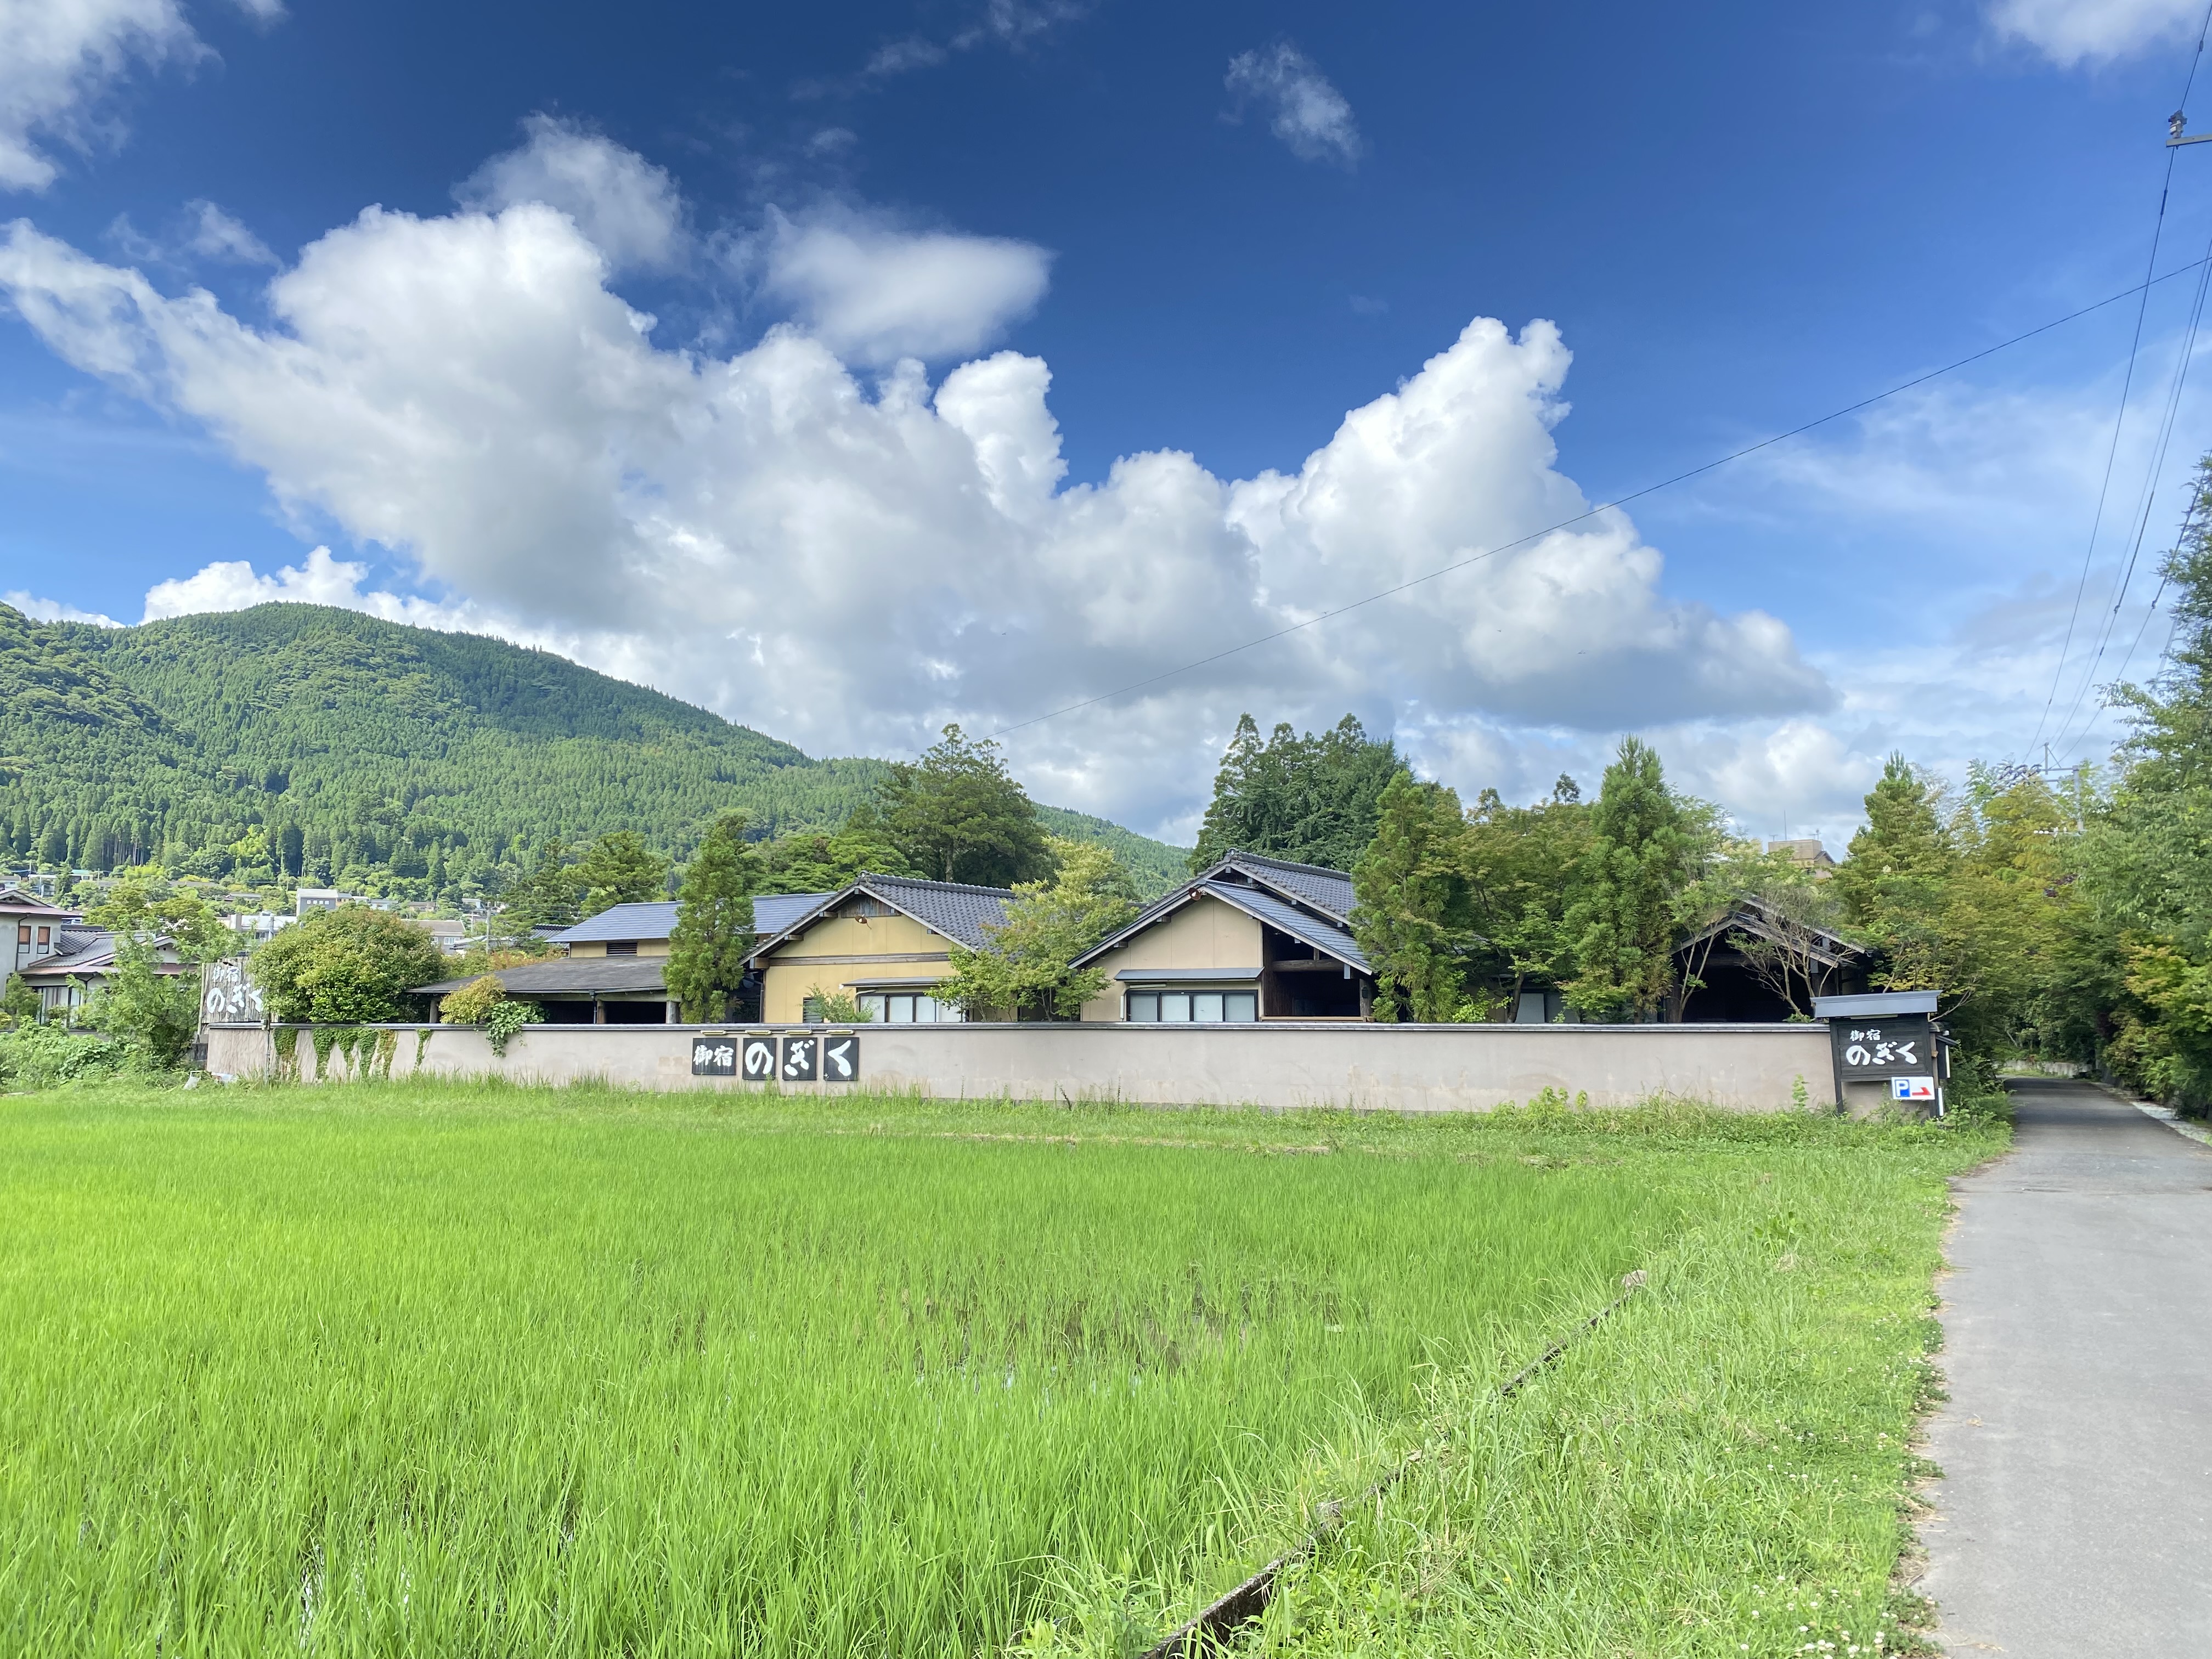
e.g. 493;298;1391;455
0;1082;2000;1657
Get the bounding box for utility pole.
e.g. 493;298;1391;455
2170;110;2212;146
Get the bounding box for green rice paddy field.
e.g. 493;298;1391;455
0;1083;2002;1657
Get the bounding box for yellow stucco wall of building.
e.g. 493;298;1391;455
758;910;954;1023
1079;895;1263;1021
566;940;671;958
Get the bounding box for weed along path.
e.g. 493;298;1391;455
1922;1079;2212;1658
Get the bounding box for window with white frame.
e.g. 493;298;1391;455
1124;988;1258;1023
856;991;964;1024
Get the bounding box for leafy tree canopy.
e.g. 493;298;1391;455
1190;713;1401;873
1352;771;1481;1023
879;726;1053;888
83;879;232;963
756;804;919;895
935;837;1141;1019
249;904;447;1024
1461;781;1594;1003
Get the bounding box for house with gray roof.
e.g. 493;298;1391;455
1071;851;1376;1023
415;890;842;1024
17;926;192;1019
749;874;1014;1024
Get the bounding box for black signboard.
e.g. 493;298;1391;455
740;1035;777;1082
1831;1016;1936;1082
690;1034;737;1077
779;1034;819;1082
820;1032;861;1084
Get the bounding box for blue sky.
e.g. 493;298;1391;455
4;0;2211;843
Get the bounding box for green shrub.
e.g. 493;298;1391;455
438;975;508;1026
0;1023;126;1089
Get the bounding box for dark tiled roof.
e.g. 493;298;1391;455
415;958;670;997
753;891;836;936
1203;881;1370;972
20;929;188;979
549;893;835;945
1206;851;1356;922
18;928;119;977
551;901;679;943
1071;848;1373;977
755;873;1013;955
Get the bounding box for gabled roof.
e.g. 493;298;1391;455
1206;881;1370;972
415;957;669;997
1201;851;1356;922
0;884;80;919
548;893;836;945
18;929;188;979
1677;898;1866;970
750;873;1012;957
1071;872;1371;976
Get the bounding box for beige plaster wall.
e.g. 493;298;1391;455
566;941;670;958
1077;895;1263;1021
205;1020;1837;1114
758;909;953;1022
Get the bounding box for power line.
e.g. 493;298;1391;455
2039;0;2212;764
2051;228;2212;761
2029;149;2177;755
984;253;2212;744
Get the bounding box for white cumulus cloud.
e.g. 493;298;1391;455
1225;42;1363;166
756;205;1053;365
1987;0;2204;65
457;114;685;273
0;134;1829;836
5;588;120;625
0;0;205;191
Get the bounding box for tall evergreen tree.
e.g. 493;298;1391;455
879;726;1052;887
574;831;670;915
1351;771;1477;1022
1564;737;1709;1020
1831;753;1953;928
1190;713;1400;872
500;838;583;933
666;812;766;1022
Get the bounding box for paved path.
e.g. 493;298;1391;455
1922;1079;2212;1656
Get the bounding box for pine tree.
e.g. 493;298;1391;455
574;831;670;915
1352;771;1478;1022
666;812;766;1021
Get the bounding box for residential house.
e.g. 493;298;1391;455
1070;852;1376;1023
748;876;1011;1023
412;891;838;1024
18;927;191;1018
1671;897;1870;1021
3;884;82;980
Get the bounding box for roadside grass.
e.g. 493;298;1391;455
0;1081;2001;1656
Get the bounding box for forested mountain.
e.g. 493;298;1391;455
0;602;1186;898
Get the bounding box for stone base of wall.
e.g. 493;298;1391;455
205;1020;1838;1114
